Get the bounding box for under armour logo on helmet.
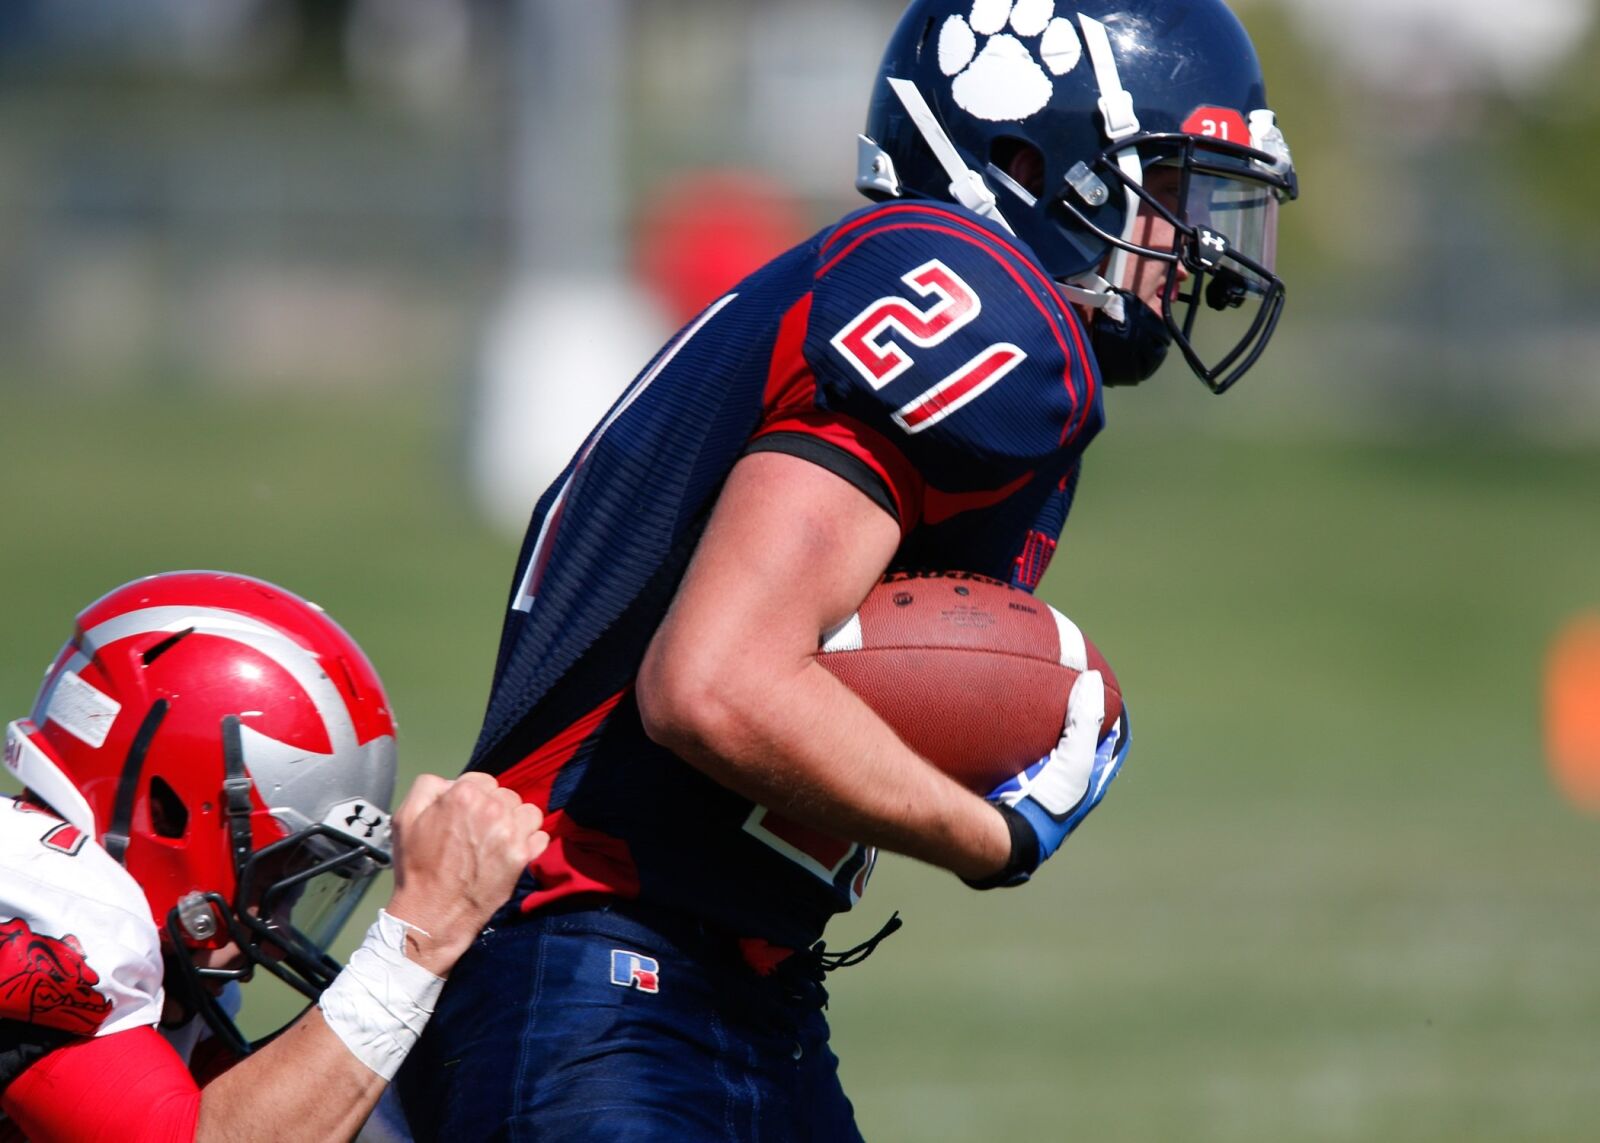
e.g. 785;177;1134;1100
1194;227;1230;269
321;796;391;845
342;803;384;839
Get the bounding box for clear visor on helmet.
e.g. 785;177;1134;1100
249;829;384;959
1180;169;1281;293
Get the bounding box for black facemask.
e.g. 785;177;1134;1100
1090;291;1172;387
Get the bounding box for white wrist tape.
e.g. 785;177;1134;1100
318;909;446;1080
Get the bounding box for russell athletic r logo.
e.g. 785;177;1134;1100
610;949;660;994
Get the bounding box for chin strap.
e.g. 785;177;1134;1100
1076;14;1143;318
1058;272;1127;323
885;77;1016;235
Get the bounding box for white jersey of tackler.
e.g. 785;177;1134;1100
0;794;165;1041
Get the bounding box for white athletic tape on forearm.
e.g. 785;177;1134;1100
318;909;446;1080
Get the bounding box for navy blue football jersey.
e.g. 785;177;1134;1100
469;200;1103;951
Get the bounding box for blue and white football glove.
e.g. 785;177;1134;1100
965;670;1130;889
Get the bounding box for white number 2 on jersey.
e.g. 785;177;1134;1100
830;259;1026;435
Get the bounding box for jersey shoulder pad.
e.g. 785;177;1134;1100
804;202;1096;489
0;798;164;1039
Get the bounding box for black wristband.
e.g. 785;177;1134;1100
960;802;1039;890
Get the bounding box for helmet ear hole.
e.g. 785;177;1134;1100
149;776;189;839
991;138;1046;197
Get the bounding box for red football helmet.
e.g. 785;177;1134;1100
4;571;398;1049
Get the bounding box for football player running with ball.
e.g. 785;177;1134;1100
402;1;1296;1138
0;572;547;1142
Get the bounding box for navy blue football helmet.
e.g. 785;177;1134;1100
858;0;1298;392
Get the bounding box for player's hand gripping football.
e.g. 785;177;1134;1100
383;772;549;975
965;671;1130;889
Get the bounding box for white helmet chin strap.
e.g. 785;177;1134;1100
1057;272;1123;318
884;76;1017;236
1074;12;1143;323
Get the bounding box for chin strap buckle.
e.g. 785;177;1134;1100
1059;272;1127;324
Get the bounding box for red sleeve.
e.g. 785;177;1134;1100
1;1026;201;1142
753;291;925;533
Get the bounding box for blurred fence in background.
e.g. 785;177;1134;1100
3;0;1598;465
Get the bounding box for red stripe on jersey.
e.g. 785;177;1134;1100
495;692;643;910
738;936;797;976
922;471;1034;527
763;291;817;411
497;688;630;809
1013;529;1058;590
823;204;1073;321
519;809;642;912
820;205;1099;447
755;410;926;532
894;344;1025;431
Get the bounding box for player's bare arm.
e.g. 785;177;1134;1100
637;449;1012;883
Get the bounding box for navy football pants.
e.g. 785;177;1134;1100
396;900;864;1142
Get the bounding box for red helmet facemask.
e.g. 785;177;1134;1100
4;571;398;1054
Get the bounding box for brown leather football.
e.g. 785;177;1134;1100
816;572;1122;793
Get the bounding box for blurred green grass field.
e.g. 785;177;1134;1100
3;381;1597;1142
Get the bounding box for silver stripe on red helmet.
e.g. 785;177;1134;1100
58;605;396;846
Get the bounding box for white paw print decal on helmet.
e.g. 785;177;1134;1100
939;0;1083;122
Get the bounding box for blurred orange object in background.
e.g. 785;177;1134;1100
1546;613;1600;813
